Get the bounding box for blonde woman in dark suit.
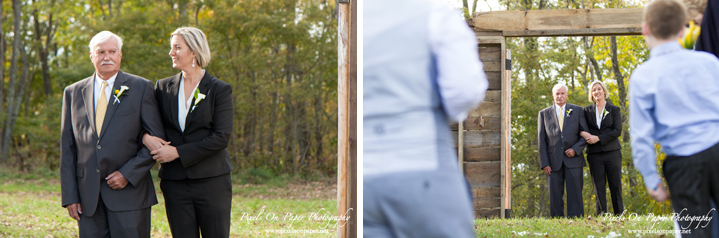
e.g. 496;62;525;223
142;27;233;238
581;80;623;215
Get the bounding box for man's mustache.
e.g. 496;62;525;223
100;61;114;65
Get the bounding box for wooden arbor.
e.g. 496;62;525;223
455;8;643;219
338;0;356;237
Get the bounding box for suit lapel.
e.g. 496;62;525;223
183;71;211;133
169;73;182;131
561;105;568;135
588;104;597;129
98;71;127;141
81;76;97;139
600;105;610;127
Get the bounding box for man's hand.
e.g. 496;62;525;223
66;203;82;221
106;171;129;190
142;133;170;151
565;148;576;157
151;145;180;163
648;183;670;202
543;166;552;176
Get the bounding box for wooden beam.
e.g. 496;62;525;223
503;27;641;37
337;0;355;237
502;48;512;218
348;0;357;235
452;131;501;148
500;39;507;219
473;8;643;37
459;120;464;172
477;36;504;44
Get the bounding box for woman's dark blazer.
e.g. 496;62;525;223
583;101;622;154
154;71;234;180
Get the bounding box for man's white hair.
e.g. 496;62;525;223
552;83;568;94
88;31;123;53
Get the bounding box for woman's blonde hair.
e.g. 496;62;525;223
587;80;609;102
171;27;211;67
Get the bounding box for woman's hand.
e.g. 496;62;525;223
151;145;180;163
586;135;600;144
580;131;593;141
142;133;170;151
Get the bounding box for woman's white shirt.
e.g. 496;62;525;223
178;75;201;132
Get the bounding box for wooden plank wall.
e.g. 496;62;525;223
452;40;504;218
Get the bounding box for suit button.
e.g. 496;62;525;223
96;169;100;173
375;125;385;135
97;145;101;149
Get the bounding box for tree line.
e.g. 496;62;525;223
0;0;339;179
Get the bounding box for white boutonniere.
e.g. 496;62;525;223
566;109;573;117
602;109;609;120
190;88;206;113
112;85;129;105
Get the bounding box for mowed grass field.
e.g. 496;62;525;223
474;215;677;237
0;169;338;237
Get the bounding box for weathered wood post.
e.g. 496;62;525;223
338;0;357;236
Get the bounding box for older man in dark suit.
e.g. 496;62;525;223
61;31;165;238
538;83;589;218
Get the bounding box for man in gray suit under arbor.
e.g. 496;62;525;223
538;84;589;218
61;31;165;238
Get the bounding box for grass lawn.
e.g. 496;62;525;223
0;169;338;237
475;215;677;237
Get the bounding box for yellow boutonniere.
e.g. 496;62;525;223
190;89;206;113
566;109;573;117
113;85;129;105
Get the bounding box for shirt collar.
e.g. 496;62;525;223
650;41;682;59
555;104;565;111
95;72;118;86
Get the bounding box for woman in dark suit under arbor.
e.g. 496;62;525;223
581;80;624;215
143;27;234;238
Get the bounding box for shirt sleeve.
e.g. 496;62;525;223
428;4;488;123
629;70;661;190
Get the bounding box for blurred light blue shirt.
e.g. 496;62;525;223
364;0;487;176
629;41;719;189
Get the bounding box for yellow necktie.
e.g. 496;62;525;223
96;82;108;136
558;107;564;132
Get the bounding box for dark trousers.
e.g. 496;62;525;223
161;173;232;238
548;163;584;218
588;150;624;215
78;194;151;238
664;141;719;237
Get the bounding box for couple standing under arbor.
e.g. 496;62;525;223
538;81;624;219
61;28;233;238
541;0;719;236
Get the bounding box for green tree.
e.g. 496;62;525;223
1;0;339;179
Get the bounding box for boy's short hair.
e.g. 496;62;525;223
644;0;688;40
